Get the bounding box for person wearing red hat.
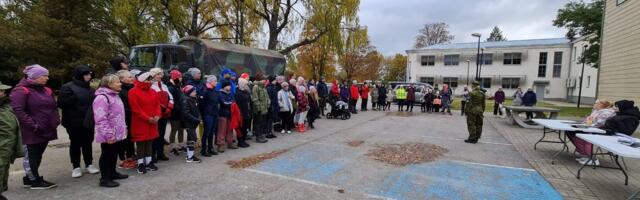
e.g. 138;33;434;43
167;70;185;156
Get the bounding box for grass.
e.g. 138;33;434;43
449;99;592;118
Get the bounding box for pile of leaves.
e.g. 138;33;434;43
346;140;365;147
226;150;289;169
366;142;448;166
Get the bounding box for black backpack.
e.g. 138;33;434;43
83;94;109;128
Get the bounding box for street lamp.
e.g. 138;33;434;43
479;47;485;79
466;60;471;86
472;33;482;80
577;44;588;108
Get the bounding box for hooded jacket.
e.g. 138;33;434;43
235;88;253;120
296;90;309;113
350;85;360;100
267;83;280;116
58;65;95;129
378;86;387;103
406;86;416;101
340;85;350;102
181;95;201;129
361;85;369;99
602;100;640;136
93;87;127;143
0;96;24;164
10;79;60;145
317;80;328;98
215;68;237;96
252;83;271;115
494;90;506;103
370;86;379;103
330;80;340;98
128;80;161;142
202;87;220;117
522;91;537;106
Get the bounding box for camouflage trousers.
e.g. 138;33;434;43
466;112;484;140
0;163;8;192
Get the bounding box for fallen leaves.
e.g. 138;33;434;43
226;149;289;169
366;142;448;166
346;140;365;147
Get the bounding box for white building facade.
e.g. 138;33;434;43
567;36;599;104
405;38;598;103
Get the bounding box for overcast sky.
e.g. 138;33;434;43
359;0;570;56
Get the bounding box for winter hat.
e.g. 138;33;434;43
238;78;249;91
187;68;201;77
240;73;250;79
268;75;276;83
206;75;217;84
615;100;635;111
221;80;231;88
170;70;182;80
130;69;142;77
182;85;196;95
23;64;49;80
149;68;163;77
137;72;152;82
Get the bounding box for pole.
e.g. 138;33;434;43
466;61;470;86
479;48;484;79
475;37;480;80
577;45;587;108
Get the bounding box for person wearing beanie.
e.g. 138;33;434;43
251;78;270;143
234;78;252;148
180;85;202;163
128;72;161;173
349;81;360;114
57;65;99;178
10;64;59;189
200;76;219;157
108;55;129;74
114;70;137;169
148;68;173;163
167;69;185;156
0;81;24;196
216;80;234;152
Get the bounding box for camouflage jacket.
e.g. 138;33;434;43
464;87;486;115
0;97;23;164
252;85;271;115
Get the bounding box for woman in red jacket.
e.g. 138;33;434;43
350;81;360;114
127;72;161;174
360;84;369;111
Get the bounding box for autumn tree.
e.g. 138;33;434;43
553;0;603;68
159;0;231;38
296;25;337;81
414;22;455;48
339;25;374;81
383;54;407;82
486;26;507;42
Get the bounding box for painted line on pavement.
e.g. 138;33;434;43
412;134;514;146
447;159;536;172
244;168;395;200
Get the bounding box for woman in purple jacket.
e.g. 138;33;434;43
93;74;129;187
10;65;59;189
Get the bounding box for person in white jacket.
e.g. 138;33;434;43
148;68;174;162
277;82;295;134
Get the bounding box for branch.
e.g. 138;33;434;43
278;29;327;55
276;0;297;33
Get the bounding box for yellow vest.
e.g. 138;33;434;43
396;88;407;100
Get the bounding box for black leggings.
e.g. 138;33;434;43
67;127;94;169
152;118;168;161
99;143;119;181
279;112;294;131
23;142;48;181
118;126;135;161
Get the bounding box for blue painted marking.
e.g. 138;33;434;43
255;146;346;182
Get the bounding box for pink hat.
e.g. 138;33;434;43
240;73;250;79
23;64;49;80
182;85;195;94
170;70;182;80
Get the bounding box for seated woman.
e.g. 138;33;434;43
568;100;616;165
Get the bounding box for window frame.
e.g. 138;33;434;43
503;53;522;65
442;77;458;88
444;54;460;66
478;78;491;88
553;51;563;78
481;53;493;65
538;52;548;78
501;78;520;89
420;55;435;66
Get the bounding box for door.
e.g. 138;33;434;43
535;85;545;100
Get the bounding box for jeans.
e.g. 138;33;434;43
202;115;217;153
23;142;48;181
152;118;168;161
99;143;119;181
67;127;94;169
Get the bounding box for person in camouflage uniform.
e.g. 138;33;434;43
0;81;23;197
464;81;486;144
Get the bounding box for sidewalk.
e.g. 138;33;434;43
488;116;640;200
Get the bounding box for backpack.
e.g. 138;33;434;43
157;82;171;118
83;94;109;128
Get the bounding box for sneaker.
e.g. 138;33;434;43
280;130;285;134
286;131;292;134
266;134;277;139
575;157;589;163
113;173;129;180
22;176;33;187
256;138;268;143
147;163;159;171
464;139;478;144
137;164;147;174
72;168;83;178
30;180;57;190
99;179;120;188
201;151;211;157
238;142;250;148
86;165;100;174
186;156;202;163
578;159;600;166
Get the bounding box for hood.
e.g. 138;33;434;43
220;68;234;79
95;87;118;96
134;80;152;90
73;65;94;81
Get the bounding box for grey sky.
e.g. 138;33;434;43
359;0;570;56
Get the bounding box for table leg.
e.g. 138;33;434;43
551;132;569;164
535;127;548;150
577;144;595;179
614;155;629;185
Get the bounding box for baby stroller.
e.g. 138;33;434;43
326;95;351;120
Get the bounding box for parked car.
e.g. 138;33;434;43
390;83;433;105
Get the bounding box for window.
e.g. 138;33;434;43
587;76;591;88
553;52;563;78
538;52;547;78
573;46;577;61
420;55;435;66
443;77;458;88
481;53;493;65
444;54;460;66
502;78;520;89
503;53;522;65
419;77;434;85
478;78;491;88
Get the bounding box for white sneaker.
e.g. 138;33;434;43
286;131;292;134
72;168;83;178
86;165;100;174
575;157;589;162
281;130;285;134
578;159;600;166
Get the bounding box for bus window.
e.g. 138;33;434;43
160;48;173;70
173;48;192;72
130;47;157;69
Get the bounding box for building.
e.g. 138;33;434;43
567;35;599;104
405;38;598;103
598;0;640;103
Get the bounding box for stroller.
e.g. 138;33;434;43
326;95;351;120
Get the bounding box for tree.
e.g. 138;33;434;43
414;22;455;48
159;0;231;38
383;54;407;82
486;26;507;42
553;0;603;68
338;26;377;81
296;25;337;81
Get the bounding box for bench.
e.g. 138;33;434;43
504;106;560;129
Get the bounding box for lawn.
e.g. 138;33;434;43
449;99;592;118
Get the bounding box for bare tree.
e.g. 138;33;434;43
414;22;455;48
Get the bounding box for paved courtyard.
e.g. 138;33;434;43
3;107;633;200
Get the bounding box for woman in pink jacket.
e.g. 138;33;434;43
93;74;128;187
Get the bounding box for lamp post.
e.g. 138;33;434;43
479;47;485;79
466;60;471;86
472;33;482;80
577;44;588;108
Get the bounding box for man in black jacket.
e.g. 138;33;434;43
58;65;100;177
317;77;328;116
602;100;640;136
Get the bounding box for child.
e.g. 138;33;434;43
432;95;442;113
423;92;434;113
180;85;202;163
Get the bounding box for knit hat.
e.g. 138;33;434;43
221;80;231;88
137;72;152;82
149;68;163;77
206;75;217;84
182;85;196;95
240;73;250;79
23;64;49;80
615;100;635;111
170;70;182;80
130;69;142;77
187;68;201;77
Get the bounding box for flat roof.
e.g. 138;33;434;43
407;38;570;52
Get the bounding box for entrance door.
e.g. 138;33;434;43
535;85;545;100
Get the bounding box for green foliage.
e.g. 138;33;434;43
486;26;507;42
383;54;407;82
553;0;603;68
